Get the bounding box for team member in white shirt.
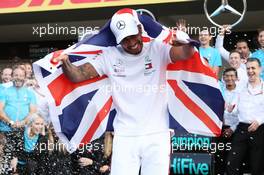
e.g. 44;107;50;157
215;67;240;174
226;58;264;175
222;68;240;136
227;51;248;91
55;8;195;175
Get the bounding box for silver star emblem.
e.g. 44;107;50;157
210;0;242;17
116;20;126;30
204;0;247;28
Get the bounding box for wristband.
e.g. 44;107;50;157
9;120;14;126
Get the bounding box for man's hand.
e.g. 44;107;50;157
170;30;190;45
219;25;231;36
225;103;235;113
222;128;233;138
104;132;113;158
170;43;195;63
78;157;93;167
14;120;26;128
10;157;18;173
248;120;260;132
176;19;187;32
53;54;69;63
7;120;15;128
100;165;110;173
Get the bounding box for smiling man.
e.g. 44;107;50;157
56;8;195;175
0;66;37;174
199;30;222;76
1;67;12;84
215;25;252;64
215;67;240;174
0;67;37;132
252;28;264;80
228;50;248;90
226;58;264;175
222;68;239;135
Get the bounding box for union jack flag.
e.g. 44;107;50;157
167;51;224;137
33;8;224;152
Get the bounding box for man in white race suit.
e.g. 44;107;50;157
56;8;196;175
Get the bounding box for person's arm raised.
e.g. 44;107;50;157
215;25;231;62
56;54;100;83
170;43;195;63
169;30;195;63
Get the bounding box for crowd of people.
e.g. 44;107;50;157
201;26;264;175
0;63;111;174
0;16;264;175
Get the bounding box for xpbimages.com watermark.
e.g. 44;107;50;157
168;24;232;37
32;23;232;38
171;136;232;154
31;22;233;38
32;24;100;37
35;140;103;153
104;84;167;94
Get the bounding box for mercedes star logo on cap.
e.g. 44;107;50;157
116;20;126;30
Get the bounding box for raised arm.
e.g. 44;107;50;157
170;44;195;63
57;55;100;83
169;20;195;63
215;25;231;62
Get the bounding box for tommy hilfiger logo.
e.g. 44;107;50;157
144;56;155;75
144;56;152;69
145;63;152;69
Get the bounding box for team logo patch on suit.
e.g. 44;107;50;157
113;59;126;77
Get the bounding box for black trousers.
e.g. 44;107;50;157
226;123;264;175
214;125;233;175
